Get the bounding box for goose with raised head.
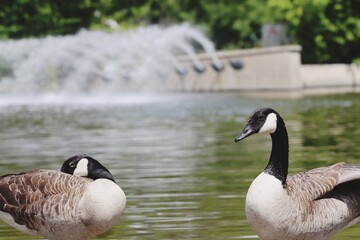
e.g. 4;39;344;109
0;154;126;240
235;107;360;240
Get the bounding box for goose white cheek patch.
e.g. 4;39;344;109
259;113;277;134
73;158;89;177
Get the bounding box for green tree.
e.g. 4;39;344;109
94;0;359;63
92;0;271;49
268;0;360;63
0;0;358;63
167;0;270;49
92;0;169;29
0;0;96;39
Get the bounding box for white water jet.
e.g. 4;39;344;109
0;23;222;96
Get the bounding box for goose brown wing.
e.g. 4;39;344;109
286;162;360;200
0;169;91;230
336;163;360;184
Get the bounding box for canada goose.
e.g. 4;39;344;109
235;107;360;240
0;154;126;240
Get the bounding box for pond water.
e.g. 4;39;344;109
1;92;360;239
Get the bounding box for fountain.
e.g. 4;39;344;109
229;59;244;70
0;23;225;95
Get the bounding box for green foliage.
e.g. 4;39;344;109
354;58;360;65
268;0;360;63
0;0;96;38
89;0;271;49
0;0;358;63
168;0;271;49
91;0;177;30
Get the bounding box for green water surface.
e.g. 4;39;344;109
0;93;360;239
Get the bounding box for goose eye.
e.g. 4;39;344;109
258;114;265;121
69;162;76;168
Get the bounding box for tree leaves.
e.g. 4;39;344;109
0;0;358;63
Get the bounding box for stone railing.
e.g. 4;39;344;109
171;45;360;97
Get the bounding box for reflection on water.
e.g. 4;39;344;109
1;93;360;239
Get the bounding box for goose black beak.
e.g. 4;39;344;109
234;124;255;142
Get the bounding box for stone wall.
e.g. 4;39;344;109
174;45;302;92
173;45;360;96
301;64;360;93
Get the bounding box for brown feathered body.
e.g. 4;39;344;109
246;163;360;240
0;169;125;240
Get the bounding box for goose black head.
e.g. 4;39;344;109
61;154;115;182
235;108;279;142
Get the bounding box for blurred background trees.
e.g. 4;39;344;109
0;0;358;64
0;0;95;38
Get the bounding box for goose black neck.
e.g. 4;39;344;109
264;116;289;185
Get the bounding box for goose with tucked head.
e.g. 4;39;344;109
0;154;126;240
235;107;360;240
